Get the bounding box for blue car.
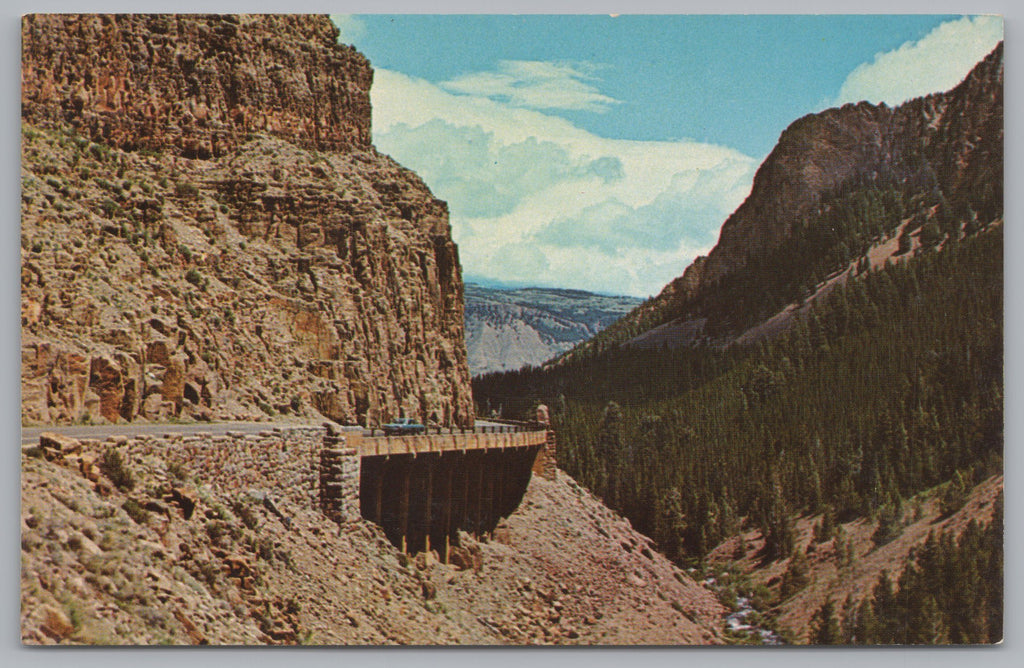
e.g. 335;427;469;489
382;418;426;436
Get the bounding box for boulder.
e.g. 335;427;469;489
38;432;82;456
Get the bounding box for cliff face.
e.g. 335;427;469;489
692;42;1003;295
21;14;474;427
22;14;372;157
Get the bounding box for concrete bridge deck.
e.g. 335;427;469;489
345;429;549;458
321;427;557;557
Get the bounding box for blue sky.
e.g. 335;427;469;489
333;14;1003;297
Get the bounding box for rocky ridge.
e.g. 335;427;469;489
21;14;473;428
465;284;641;377
669;41;1003;309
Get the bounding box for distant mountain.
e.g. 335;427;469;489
464;284;641;376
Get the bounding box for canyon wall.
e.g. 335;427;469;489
21;14;474;427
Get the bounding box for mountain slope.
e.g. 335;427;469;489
565;42;1002;358
471;44;1003;645
21;446;726;645
464;284;641;376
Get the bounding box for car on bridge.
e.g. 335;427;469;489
381;418;427;436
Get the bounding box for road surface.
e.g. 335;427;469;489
21;419;520;447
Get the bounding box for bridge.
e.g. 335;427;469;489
27;420;557;561
320;426;556;558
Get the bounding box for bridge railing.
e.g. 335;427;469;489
365;421;544;437
350;429;548;458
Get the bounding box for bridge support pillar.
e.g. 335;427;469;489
399;462;411;554
319;442;361;524
423;457;434;554
532;430;558;480
475;452;485;536
442;464;453;563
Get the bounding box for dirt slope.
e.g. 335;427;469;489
21;445;726;645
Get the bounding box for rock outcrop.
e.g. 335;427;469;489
22;14;372;157
21;14;474;427
691;42;1002;294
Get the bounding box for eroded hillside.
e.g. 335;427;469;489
465;284;641;377
21;441;726;645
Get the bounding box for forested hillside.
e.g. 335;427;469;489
809;501;1002;645
475;224;1001;562
473;53;1003;644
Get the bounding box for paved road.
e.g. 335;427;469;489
21;419;523;447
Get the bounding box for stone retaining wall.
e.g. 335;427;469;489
108;426;327;510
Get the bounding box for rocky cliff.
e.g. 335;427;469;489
22;14;372;157
21;14;474;427
686;41;1002;297
566;42;1003;355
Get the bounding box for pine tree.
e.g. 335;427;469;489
811;598;842;645
854;597;879;644
872;571;898;644
910;595;950;644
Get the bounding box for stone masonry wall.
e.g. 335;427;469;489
105;426;326;511
45;426;556;533
319;437;360;524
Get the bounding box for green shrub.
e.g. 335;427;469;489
231;499;260;531
99;199;120;218
167;460;189;481
101;448;135;490
174;181;199;198
121;499;149;524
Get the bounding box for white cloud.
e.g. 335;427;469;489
372;68;757;297
441;60;619;112
835;16;1003;107
329;14;365;44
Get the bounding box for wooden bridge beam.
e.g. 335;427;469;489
423;456;434;554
